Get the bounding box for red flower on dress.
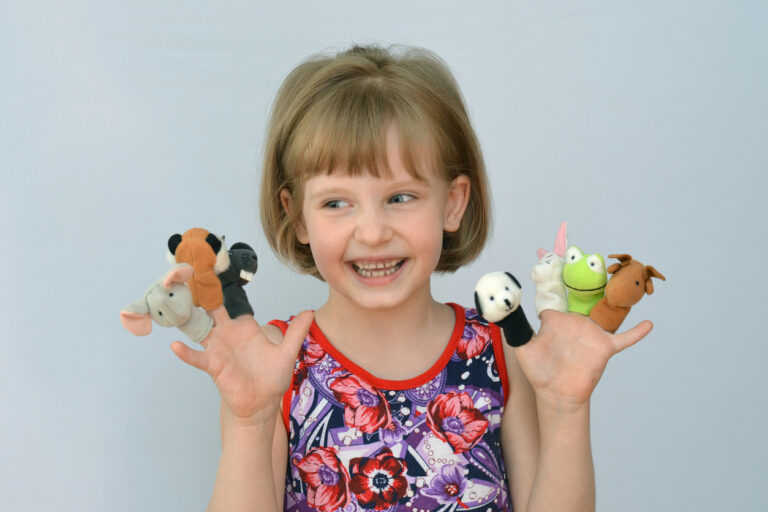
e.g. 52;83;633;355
456;316;491;360
293;447;350;512
329;373;391;434
349;447;409;510
293;333;325;393
426;392;489;453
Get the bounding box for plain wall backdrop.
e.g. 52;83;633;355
2;1;766;510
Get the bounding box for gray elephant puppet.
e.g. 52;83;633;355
120;263;213;343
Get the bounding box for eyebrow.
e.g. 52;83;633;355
308;179;428;197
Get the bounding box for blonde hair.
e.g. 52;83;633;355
260;44;491;279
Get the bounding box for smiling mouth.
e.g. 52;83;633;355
351;258;406;278
563;280;606;292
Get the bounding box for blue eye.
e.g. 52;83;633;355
323;199;348;209
389;193;415;204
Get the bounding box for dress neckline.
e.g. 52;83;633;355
308;302;465;391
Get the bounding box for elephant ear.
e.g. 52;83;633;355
163;263;194;288
120;300;153;336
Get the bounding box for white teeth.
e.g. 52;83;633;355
354;259;402;270
239;270;254;281
352;259;404;277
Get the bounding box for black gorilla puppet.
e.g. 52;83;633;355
217;242;259;319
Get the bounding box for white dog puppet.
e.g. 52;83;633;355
474;271;533;347
530;221;568;317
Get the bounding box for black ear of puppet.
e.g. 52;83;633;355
474;291;483;316
206;233;222;254
505;272;522;289
168;234;182;254
230;242;254;252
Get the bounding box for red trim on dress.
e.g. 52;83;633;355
267;319;293;432
489;323;510;402
308;303;464;391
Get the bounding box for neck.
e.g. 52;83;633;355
315;283;448;351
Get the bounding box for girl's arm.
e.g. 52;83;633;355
208;402;286;512
501;311;652;512
171;310;313;512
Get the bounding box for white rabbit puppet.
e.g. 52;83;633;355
530;221;568;317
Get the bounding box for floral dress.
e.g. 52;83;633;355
269;303;512;512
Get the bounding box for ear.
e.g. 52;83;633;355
164;263;194;287
554;221;568;257
280;188;309;244
443;175;471;232
474;291;482;315
504;272;522;289
120;300;153;336
168;234;182;254
643;265;666;295
645;265;666;281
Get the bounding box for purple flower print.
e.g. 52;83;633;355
379;418;407;444
422;464;469;509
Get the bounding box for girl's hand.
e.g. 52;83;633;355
514;310;653;413
170;308;314;426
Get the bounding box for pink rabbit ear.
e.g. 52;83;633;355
537;248;548;259
554;221;568;257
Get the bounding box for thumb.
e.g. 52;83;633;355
281;310;315;357
171;340;209;372
611;320;654;354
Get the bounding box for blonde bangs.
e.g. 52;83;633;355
283;80;442;183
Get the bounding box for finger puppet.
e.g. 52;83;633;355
167;228;230;311
589;254;666;333
530;221;568;317
562;246;607;316
217;242;258;319
474;272;534;347
120;263;213;343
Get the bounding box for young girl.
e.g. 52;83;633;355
170;44;652;512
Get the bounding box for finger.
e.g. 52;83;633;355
281;310;315;356
170;340;209;372
207;305;230;327
538;310;559;324
611;320;654;354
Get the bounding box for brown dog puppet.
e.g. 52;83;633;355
589;254;665;333
167;228;230;311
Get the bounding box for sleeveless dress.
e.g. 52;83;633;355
269;303;512;512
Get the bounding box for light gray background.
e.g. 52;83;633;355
2;1;766;510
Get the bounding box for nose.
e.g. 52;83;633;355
353;206;393;246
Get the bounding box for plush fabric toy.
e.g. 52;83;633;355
562;246;607;316
120;263;213;343
474;271;534;347
167;228;230;311
589;254;666;333
530;221;568;317
218;242;258;319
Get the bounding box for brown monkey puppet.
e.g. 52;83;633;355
167;228;230;311
589;254;666;333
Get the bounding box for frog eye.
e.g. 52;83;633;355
587;254;604;273
565;247;583;264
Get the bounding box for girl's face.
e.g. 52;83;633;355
286;126;470;312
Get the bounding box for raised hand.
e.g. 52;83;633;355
170;307;314;426
514;310;653;412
